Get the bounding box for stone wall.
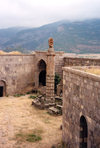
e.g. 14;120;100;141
0;54;35;95
2;52;100;97
55;52;65;77
63;67;100;148
64;57;100;67
0;51;65;96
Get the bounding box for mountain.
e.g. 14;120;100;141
0;19;100;53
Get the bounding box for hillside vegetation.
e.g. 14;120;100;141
0;19;100;53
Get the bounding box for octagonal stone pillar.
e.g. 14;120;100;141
46;38;55;102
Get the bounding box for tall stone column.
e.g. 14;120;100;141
46;38;55;102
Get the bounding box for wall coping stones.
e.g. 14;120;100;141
64;57;100;60
0;54;35;56
63;67;100;82
35;51;47;53
35;50;64;54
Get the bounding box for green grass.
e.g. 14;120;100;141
29;95;37;99
15;129;43;143
26;134;42;142
26;91;31;94
14;94;25;97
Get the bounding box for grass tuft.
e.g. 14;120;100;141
29;95;37;99
14;94;25;97
26;134;42;142
15;129;42;143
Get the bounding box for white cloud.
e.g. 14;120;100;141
0;0;100;28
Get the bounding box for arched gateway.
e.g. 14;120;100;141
80;116;88;148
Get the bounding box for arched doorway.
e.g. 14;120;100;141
0;80;6;97
38;59;46;86
80;116;88;148
39;70;46;86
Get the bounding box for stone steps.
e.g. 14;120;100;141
48;107;60;115
56;105;63;114
48;105;63;115
32;100;44;109
32;99;56;109
56;105;63;110
32;95;63;115
55;96;63;102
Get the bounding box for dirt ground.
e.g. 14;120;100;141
0;95;62;148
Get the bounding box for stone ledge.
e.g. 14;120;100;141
0;54;35;56
63;67;100;82
35;51;47;53
64;57;100;60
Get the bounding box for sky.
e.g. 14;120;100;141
0;0;100;28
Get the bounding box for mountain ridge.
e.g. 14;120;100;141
0;19;100;53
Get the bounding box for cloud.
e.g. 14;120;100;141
0;0;100;28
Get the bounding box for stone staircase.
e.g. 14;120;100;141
48;97;63;115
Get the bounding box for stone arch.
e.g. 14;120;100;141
80;115;88;148
38;59;46;86
0;80;6;97
38;59;46;70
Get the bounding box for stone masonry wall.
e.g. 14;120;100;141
55;52;65;78
0;55;35;95
63;67;100;148
0;51;65;96
64;57;100;67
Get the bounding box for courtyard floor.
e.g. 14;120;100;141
0;95;62;148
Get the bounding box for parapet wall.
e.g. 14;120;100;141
63;67;100;148
64;57;100;66
0;51;65;95
0;55;35;95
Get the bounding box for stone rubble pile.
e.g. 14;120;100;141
32;95;63;115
